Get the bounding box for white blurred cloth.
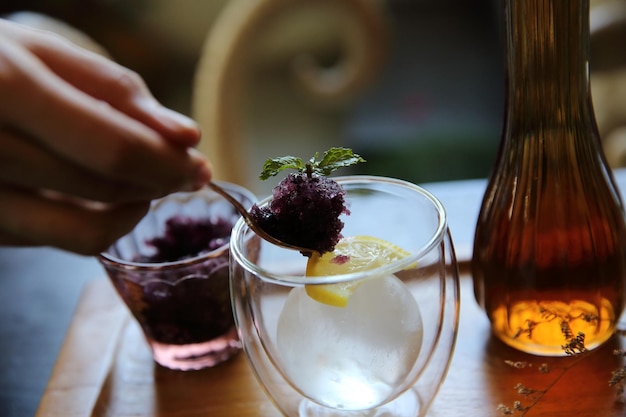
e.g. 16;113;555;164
590;0;626;167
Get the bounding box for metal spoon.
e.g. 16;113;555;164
207;181;314;255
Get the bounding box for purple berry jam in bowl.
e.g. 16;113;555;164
99;182;256;371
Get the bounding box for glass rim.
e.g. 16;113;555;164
98;242;229;271
99;180;256;270
230;175;448;285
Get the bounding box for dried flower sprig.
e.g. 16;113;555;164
561;332;587;356
500;361;588;414
504;360;532;369
504;360;551;373
611;348;626;403
497;401;529;415
499;327;626;415
498;332;592;415
512;308;599;342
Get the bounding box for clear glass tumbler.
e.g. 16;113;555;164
99;182;256;370
230;176;460;416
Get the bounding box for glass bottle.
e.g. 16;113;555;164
472;0;626;356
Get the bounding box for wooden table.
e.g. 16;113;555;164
1;170;624;417
35;271;625;417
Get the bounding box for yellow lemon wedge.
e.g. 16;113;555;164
305;235;411;307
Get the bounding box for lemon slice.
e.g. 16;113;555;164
305;235;411;307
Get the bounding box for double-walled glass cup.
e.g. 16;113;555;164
230;176;460;416
100;182;256;371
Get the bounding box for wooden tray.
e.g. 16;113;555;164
36;276;626;417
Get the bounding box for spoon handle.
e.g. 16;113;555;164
207;182;313;255
207;181;251;221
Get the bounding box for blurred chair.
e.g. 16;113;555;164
191;0;389;194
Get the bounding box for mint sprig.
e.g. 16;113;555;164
259;147;365;180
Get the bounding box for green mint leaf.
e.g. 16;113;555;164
259;156;304;180
315;147;366;176
259;147;365;180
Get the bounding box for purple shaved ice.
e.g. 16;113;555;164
249;173;349;253
114;215;236;345
136;216;232;263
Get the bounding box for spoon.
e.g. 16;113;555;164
207;182;314;255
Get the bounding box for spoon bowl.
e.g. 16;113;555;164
207;182;314;255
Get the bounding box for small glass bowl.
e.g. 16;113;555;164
99;182;256;370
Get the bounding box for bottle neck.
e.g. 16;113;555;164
505;0;592;126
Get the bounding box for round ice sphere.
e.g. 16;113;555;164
276;274;423;410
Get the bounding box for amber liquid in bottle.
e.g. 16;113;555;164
472;0;626;356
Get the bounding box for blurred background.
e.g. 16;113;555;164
0;0;504;194
0;3;625;416
1;0;625;195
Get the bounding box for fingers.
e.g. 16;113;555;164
0;19;214;254
0;37;211;199
0;184;150;255
0;19;201;147
38;43;202;147
0;127;166;203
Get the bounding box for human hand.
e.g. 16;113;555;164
0;19;212;255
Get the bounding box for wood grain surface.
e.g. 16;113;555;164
36;275;626;417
